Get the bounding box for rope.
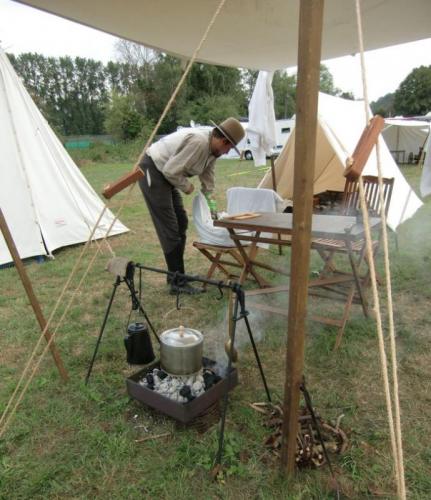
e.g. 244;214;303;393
375;141;406;499
355;1;406;498
134;0;228;168
0;247;100;439
0;206;108;434
0;0;227;439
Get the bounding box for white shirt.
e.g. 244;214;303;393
147;128;216;194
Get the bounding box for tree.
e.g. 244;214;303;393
241;69;259;102
371;93;395;117
177;94;241;125
114;39;157;67
9;53;108;135
104;92;145;140
142;54;185;134
272;70;296;118
394;65;431;116
319;64;341;95
338;91;355;100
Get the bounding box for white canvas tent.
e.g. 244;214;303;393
0;48;128;265
259;93;423;231
382;118;430;164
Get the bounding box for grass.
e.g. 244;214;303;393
1;159;430;499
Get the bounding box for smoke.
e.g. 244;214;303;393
202;290;288;376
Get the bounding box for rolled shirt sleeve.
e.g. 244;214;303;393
198;162;215;194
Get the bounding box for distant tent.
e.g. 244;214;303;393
0;48;128;265
382;118;430;164
259;93;423;231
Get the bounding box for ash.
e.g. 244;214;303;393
139;367;221;404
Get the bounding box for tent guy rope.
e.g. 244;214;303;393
355;1;406;498
0;0;227;440
103;0;228;199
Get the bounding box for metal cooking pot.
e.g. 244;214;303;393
160;325;203;375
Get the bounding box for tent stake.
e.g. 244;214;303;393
0;209;69;382
280;0;324;474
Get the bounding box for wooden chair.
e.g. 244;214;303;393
312;175;395;272
310;175;394;348
193;187;282;288
192;241;247;283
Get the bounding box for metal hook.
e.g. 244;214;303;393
216;281;224;300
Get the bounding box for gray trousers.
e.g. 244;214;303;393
138;155;188;256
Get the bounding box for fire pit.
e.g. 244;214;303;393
126;358;238;423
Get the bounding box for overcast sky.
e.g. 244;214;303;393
1;0;431;102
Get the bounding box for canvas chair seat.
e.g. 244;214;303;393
193;187;283;285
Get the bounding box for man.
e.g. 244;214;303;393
138;117;245;294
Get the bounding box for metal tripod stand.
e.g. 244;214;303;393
132;263;272;467
85;261;159;385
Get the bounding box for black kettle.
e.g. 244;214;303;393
124;322;155;365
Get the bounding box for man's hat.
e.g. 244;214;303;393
210;117;245;155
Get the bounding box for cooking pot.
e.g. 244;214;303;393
160;325;203;375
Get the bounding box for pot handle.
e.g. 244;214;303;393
162;306;197;332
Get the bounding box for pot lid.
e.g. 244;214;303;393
161;325;203;347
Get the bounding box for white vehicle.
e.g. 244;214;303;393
269;118;295;157
225;119;295;160
181;119;295;160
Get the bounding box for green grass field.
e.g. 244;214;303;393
1;159;430;499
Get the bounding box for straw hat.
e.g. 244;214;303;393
210;117;245;154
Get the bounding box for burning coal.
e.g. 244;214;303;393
139;367;221;404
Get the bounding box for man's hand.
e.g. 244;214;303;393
203;192;218;219
184;184;195;195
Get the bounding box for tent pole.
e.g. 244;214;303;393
280;0;324;474
0;209;69;382
270;155;283;255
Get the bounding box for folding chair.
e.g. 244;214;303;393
312;175;395;274
193;187;283;287
310;175;394;348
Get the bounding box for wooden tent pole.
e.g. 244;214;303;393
0;209;69;381
280;0;324;473
270;155;283;255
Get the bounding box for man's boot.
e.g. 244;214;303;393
165;236;186;285
164;245;203;295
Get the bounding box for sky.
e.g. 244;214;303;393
1;0;431;103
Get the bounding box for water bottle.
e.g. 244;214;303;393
205;194;218;220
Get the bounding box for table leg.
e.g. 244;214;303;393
228;229;270;287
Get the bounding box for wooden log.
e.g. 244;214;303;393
344;115;385;180
102;167;144;199
0;209;69;381
280;0;324;475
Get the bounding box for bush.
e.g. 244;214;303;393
104;93;145;141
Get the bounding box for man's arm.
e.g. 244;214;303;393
198;160;216;195
162;135;204;193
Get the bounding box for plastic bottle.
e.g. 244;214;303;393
205;193;218;219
